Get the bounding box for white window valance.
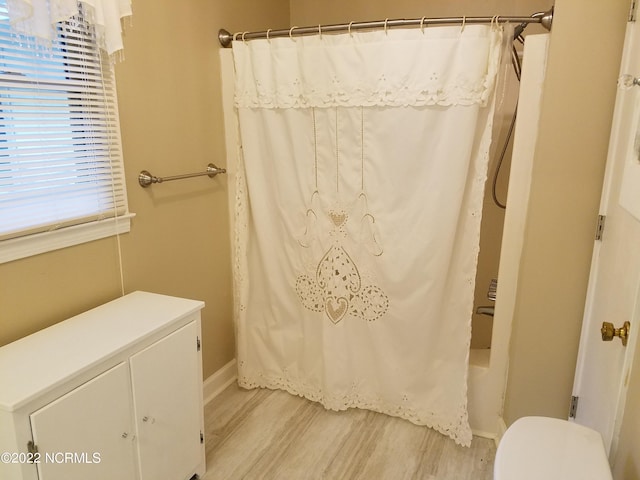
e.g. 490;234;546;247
233;25;503;109
6;0;131;55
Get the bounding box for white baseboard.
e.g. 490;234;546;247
471;428;497;440
494;417;508;447
203;358;237;405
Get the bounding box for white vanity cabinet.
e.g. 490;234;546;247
0;291;206;480
130;321;203;480
29;362;137;480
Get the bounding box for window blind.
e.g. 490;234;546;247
0;1;128;242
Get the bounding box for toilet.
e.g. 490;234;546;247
494;416;613;479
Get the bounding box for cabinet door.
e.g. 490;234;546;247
130;321;202;480
30;363;136;480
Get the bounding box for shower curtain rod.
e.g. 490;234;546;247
218;7;553;48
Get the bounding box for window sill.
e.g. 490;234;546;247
0;214;135;264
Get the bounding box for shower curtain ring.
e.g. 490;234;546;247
420;16;426;33
384;18;389;34
289;26;298;39
349;21;354;37
461;16;466;32
266;29;272;41
318;24;322;38
241;31;248;43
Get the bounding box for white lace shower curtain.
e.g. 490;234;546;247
231;25;503;446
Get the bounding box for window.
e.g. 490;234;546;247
0;0;131;263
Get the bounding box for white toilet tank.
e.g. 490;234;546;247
494;416;612;480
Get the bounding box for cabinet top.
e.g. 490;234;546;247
0;291;204;412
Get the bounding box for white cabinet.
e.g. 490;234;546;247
131;322;203;480
30;363;137;480
0;291;206;480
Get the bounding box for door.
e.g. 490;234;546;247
30;363;137;480
571;10;640;458
129;321;202;480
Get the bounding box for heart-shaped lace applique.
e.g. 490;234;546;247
326;297;348;324
329;210;347;228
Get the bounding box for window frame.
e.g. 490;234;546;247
0;3;132;264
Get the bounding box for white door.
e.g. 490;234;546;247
130;321;203;480
30;363;137;480
571;11;640;458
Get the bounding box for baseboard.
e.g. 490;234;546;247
203;358;237;405
494;416;508;447
471;429;497;440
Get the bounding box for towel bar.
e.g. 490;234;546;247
138;163;226;188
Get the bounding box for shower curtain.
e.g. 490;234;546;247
231;24;503;447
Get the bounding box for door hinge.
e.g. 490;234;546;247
27;440;38;462
595;214;606;241
27;440;38;455
630;0;637;22
200;431;204;444
569;395;579;418
197;336;201;352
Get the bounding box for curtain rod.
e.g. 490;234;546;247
218;7;553;48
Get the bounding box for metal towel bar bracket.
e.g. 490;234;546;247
138;163;226;188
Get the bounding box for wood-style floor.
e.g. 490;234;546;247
202;383;495;480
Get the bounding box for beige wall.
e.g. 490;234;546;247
615;340;640;480
503;0;628;421
502;1;638;478
0;239;123;345
290;0;551;26
0;0;290;381
115;0;289;379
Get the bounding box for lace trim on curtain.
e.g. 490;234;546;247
233;145;250;329
233;25;503;109
237;370;473;447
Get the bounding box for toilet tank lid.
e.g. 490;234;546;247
494;416;612;480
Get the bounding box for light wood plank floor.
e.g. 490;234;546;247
202;383;495;480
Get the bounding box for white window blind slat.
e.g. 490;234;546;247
0;0;130;248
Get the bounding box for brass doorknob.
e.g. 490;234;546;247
601;321;630;346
